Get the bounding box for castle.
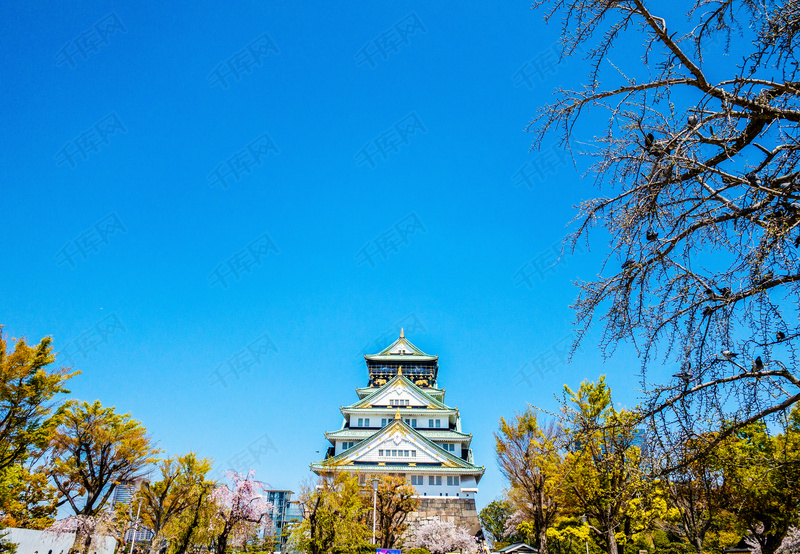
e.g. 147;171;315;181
310;330;484;537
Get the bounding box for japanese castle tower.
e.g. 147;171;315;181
310;330;484;535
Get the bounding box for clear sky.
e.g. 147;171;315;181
1;0;681;509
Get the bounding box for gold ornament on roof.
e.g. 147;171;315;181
395;409;401;420
400;328;405;338
398;365;402;375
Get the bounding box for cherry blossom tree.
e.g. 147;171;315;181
747;527;800;554
44;512;116;554
411;518;478;554
209;471;273;554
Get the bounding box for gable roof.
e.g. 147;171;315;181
326;427;472;443
311;418;483;474
364;332;438;362
357;384;445;401
497;544;538;553
347;374;451;410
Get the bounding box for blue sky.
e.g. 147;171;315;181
1;0;685;509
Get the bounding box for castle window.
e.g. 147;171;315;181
447;476;460;486
364;418;370;427
435;420;441;428
381;418;387;426
357;418;363;427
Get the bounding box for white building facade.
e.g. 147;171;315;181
310;331;484;535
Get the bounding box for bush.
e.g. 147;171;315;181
0;529;17;554
406;549;432;554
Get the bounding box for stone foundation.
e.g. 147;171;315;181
404;497;481;544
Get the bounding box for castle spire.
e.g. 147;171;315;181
400;327;405;339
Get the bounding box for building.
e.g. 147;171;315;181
264;489;294;551
310;330;485;537
114;478;155;544
112;478;146;506
496;544;538;553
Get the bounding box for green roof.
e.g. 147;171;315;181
347;374;452;410
357;385;445;400
364;333;438;362
326;427;472;444
311;418;484;477
309;463;484;475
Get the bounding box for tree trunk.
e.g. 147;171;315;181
69;527;92;554
216;534;227;554
694;536;703;554
537;526;549;554
606;528;618;554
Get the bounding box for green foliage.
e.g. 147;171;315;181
496;409;562;554
48;400;161;516
713;408;800;554
480;499;518;546
559;377;666;554
0;327;76;473
373;474;418;549
406;548;432;554
0;528;17;554
163;481;216;554
0;464;57;529
546;516;596;554
290;473;370;554
134;453;213;553
0;327;73;531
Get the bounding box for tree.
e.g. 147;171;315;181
163;480;215;554
746;527;800;554
479;499;520;548
661;434;726;554
134;454;212;554
373;475;418;549
48;400;160;517
45;512;118;554
559;378;665;554
410;518;478;554
527;0;800;461
0;528;16;554
290;473;370;554
0;464;58;529
716;408;800;554
496;409;563;554
208;471;273;554
0;326;75;472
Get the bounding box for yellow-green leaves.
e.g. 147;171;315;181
48;400;161;516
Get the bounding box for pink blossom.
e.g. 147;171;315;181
210;470;274;545
746;527;800;554
411;518;478;554
503;509;525;538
